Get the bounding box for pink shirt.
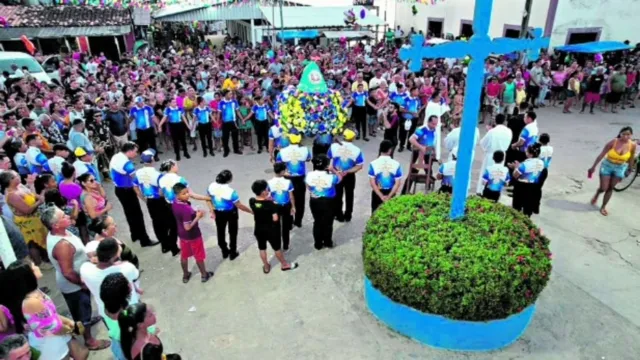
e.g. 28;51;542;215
552;71;566;86
486;83;501;97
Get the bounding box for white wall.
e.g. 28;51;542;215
550;0;640;47
393;0;549;39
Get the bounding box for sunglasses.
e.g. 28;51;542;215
87;178;96;183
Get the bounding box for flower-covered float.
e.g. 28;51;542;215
275;62;349;137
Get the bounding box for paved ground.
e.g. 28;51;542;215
40;103;640;359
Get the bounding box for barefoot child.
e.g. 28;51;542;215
249;180;298;274
171;183;214;283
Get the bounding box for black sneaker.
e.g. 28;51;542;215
314;244;324;250
258;149;262;154
229;251;240;261
203;152;208;157
398;147;404;153
141;240;160;247
184;153;191;159
210;151;216;157
221;250;230;259
233;150;243;155
363;138;370;142
223;152;229;158
344;216;352;222
171;248;181;257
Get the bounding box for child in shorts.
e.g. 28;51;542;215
249;180;298;274
171;183;214;283
212;114;223;152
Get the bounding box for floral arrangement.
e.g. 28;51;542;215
276;62;349;136
363;193;552;321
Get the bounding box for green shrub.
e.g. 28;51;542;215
363;193;552;321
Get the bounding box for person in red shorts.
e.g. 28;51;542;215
171;183;214;284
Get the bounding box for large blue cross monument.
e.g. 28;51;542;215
399;0;550;220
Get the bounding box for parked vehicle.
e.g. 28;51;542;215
0;51;53;84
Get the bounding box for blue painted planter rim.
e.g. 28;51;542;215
364;277;536;352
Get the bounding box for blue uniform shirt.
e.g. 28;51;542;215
13;153;29;176
482;164;510;192
109;153;137;188
73;160;100;183
276;145;311;177
412;125;437;147
207;183;239;211
352;92;367;107
519;122;539;152
164;107;183;124
327;143;364;172
159;172;188;203
269;126;289;149
540;145;553;169
218;99;239;123
26;147;50;174
133;167;163;199
368;156;403;190
129;106;154;130
252;104;269;122
305;170;339;198
438;160;456;187
267;177;293;205
193;107;211;124
403;96;421;119
516;158;545;183
390;91;407;105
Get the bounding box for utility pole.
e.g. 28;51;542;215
272;3;276;49
519;0;533;63
279;0;285;48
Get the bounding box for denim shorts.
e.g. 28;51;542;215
110;338;127;360
600;159;628;179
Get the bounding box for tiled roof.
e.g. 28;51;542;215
0;5;132;28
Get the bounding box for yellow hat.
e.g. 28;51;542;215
288;133;302;144
343;129;356;141
74;147;87;157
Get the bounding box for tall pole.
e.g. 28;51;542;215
519;0;533;63
279;0;284;48
272;3;276;49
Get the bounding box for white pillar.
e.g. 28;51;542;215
250;18;256;48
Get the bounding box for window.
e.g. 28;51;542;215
504;29;520;38
568;31;598;44
460;21;473;38
427;19;444;38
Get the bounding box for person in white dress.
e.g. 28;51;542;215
476;114;513;194
424;90;450;161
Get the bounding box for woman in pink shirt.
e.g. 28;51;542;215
624;66;638;109
483;77;501;123
551;65;567;106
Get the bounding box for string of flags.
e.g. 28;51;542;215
43;0;287;10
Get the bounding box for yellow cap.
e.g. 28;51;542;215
74;147;87;157
343;129;356;141
288;133;302;144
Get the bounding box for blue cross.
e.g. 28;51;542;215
399;0;550;220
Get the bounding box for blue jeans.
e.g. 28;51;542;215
111;338;127;360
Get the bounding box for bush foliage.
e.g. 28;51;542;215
363;193;552;321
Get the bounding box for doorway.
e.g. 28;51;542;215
460;20;473;38
427;18;444;38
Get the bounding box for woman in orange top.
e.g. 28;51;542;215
588;126;636;216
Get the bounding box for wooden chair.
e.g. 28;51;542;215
403;151;437;194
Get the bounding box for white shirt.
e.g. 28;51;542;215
480;124;512;156
80;261;140;319
444;127;479;156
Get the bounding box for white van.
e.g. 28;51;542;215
0;51;53;84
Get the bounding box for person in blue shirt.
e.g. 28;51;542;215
268;120;288;162
436;148;457;194
24;134;50;175
400;87;424;152
390;83;408;106
248;96;271;154
133;150;179;255
347;83;373;141
510;111;538;160
267;162;296;251
276;132;311;227
312;124;333;157
305;154;341;250
207;170;253;260
159;97;190;161
509;143;545;217
109;142;158;247
538;133;552;189
218;90;242;157
128;96;158;157
481;150;510;202
328;129;364;222
368;140;403;212
193;96;215;158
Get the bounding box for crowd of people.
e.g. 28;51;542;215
0;32;638;360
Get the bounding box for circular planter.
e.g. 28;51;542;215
364;277;536;351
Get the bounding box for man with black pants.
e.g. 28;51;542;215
267;162;295;251
159;99;190;161
328;129;364;222
218;90;242;157
109;142;159;247
527;60;543;108
348;83;370;141
194;97;215;157
249;97;270;153
276;133;311;227
133;149;179;255
400;86;423;152
129;97;158;157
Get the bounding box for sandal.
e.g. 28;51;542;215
182;272;192;284
201;271;214;283
590;195;598;206
600;208;609;216
282;262;299;272
87;339;111;351
263;264;271;274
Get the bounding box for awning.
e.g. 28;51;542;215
278;30;320;40
0;26;132;41
153;4;262;22
554;41;632;53
259;6;384;29
323;30;374;39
